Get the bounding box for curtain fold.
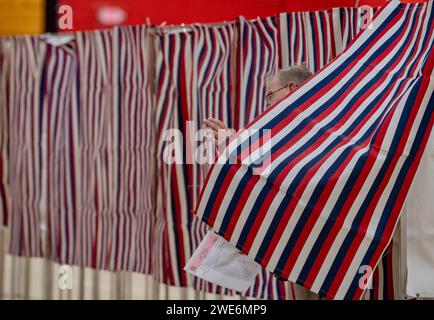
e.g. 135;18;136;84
7;36;47;257
71;26;155;273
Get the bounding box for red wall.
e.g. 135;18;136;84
59;0;425;31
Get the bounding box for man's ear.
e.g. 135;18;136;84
288;81;297;92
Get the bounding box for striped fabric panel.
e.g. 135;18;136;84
0;37;10;226
234;17;279;130
329;7;401;301
154;28;191;288
110;25;155;274
7;37;47;257
153;23;242;293
330;6;406;301
4;28;155;272
43;41;78;264
154;22;294;299
331;6;380;56
74;26;154;273
279;7;399;300
189;23;237;295
232;17;297;300
75;29;114;269
4;35;91;264
196;0;434;300
278;11;332;72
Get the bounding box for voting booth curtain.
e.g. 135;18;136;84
196;0;434;300
1;2;427;299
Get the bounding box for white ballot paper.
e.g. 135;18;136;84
184;231;261;294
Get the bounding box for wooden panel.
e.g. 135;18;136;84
0;0;45;35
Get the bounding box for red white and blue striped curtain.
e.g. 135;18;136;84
0;37;10;227
330;5;399;301
196;0;434;300
278;7;381;72
279;6;398;299
278;11;333;72
233;17;279;129
74;29;113;269
5;27;155;274
7;36;48;257
154;27;194;289
41;40;78;264
331;6;379;56
153;20;298;299
234;17;298;299
188;23;240;295
72;26;155;273
2;2;424;300
233;17;298;299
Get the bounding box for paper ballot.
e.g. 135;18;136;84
185;231;261;293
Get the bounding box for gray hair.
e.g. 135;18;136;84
267;64;313;86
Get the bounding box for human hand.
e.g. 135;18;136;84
201;118;235;150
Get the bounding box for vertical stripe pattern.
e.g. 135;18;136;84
74;26;155;273
234;17;279;129
278;11;332;72
331;6;379;56
154;21;294;299
8;37;47;256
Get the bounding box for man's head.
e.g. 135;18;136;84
265;64;313;106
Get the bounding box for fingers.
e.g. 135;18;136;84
207;118;228;129
203;119;221;131
202;117;228;130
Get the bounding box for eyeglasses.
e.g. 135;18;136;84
265;85;289;106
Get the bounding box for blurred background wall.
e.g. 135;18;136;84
0;0;396;35
0;0;46;35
